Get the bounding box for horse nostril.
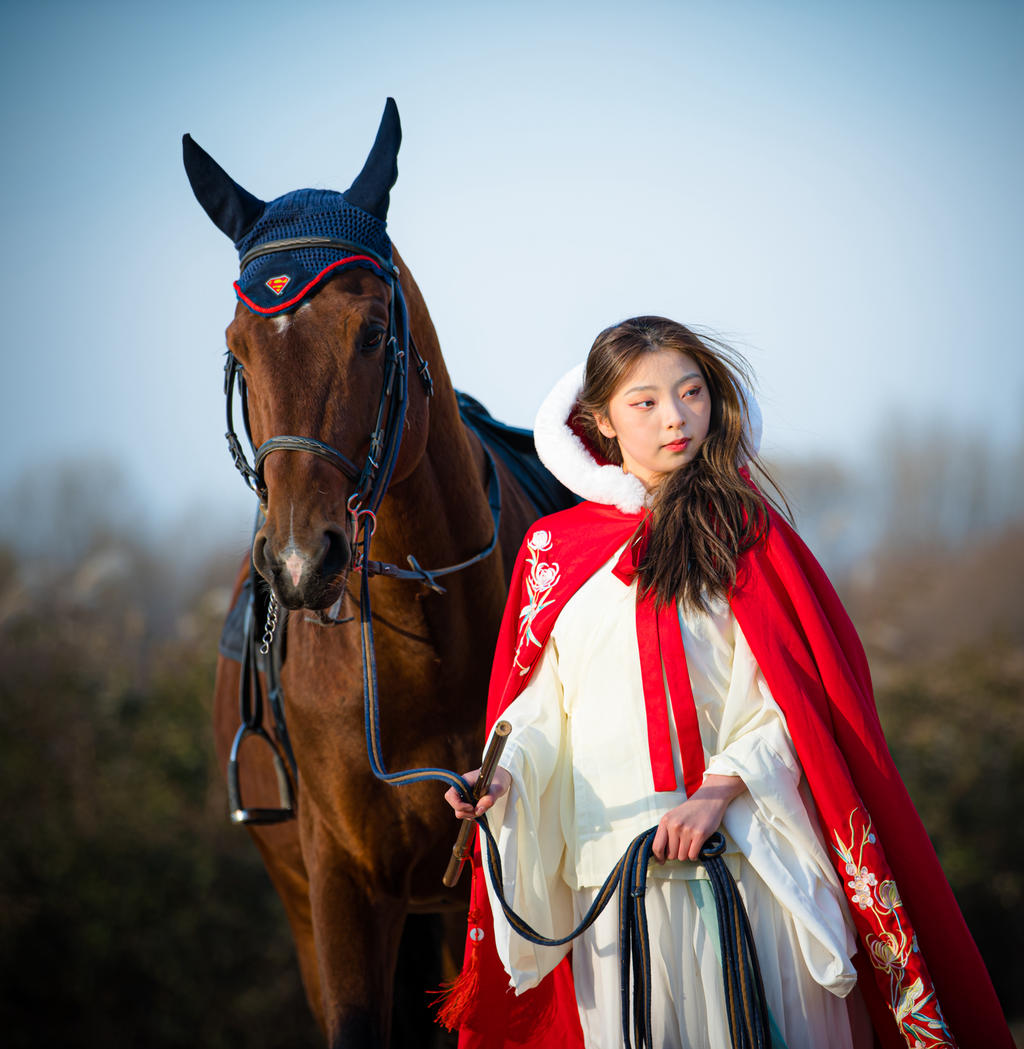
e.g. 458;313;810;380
252;533;268;573
322;527;352;580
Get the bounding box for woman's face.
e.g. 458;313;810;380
595;349;711;490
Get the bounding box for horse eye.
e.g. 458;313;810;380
361;326;386;353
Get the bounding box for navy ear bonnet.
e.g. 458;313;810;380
183;98;401;316
234;190;393;314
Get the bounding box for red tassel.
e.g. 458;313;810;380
432;939;481;1030
431;856;483;1032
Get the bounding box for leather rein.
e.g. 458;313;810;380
224;237;502;825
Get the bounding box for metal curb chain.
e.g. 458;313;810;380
259;594;279;655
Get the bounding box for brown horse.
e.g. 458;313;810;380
184;101;549;1046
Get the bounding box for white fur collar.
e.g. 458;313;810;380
533;362;763;514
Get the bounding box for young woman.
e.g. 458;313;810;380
444;317;1009;1049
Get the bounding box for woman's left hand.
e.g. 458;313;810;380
651;774;747;863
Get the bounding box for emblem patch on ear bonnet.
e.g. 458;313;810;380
230;191;393;313
182;98;402;315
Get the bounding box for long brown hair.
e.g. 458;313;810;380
575;316;784;612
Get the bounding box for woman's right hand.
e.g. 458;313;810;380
444;766;512;820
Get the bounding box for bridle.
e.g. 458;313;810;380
222;236;502;591
225;237;427;520
224;236;502;826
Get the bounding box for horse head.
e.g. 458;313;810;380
184;100;432;611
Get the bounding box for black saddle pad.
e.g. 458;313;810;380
457;391;578;519
219;575;252;663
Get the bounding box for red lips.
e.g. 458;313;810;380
663;438;690;452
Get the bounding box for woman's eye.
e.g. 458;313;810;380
682;385;703;398
631;399;655;409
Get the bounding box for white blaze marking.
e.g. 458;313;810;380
272;314;291;334
284;551;304;588
283;504;306;586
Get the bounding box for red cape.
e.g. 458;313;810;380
452;501;1011;1049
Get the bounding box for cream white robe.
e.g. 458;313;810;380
482;548;870;1049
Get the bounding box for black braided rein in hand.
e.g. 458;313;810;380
353;517;769;1048
476;820;772;1049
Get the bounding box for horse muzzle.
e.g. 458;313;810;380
253;525;352;610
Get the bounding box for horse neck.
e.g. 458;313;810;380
365;249;496;579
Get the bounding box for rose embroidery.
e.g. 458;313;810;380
528;529;552;552
530;562;560;591
512;529;562;675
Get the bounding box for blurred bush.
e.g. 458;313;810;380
840;523;1024;1019
872;638;1023;1011
0;530;318;1048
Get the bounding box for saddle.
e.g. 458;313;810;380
456;391;577;520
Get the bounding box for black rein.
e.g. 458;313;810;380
222;238;502;824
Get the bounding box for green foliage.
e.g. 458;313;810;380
0;557;319;1048
838;523;1024;1023
872;640;1024;1016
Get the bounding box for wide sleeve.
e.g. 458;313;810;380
703;617;860;996
481;635;577;994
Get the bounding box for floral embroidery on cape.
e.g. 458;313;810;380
513;529;561;675
833;810;955;1048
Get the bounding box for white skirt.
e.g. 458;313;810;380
570;859;873;1049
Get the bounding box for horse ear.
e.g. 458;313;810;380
344;98;401;221
182;133;266;244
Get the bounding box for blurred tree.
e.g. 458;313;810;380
871;639;1023;1014
761;455;875;573
841;521;1024;1022
0;539;318;1048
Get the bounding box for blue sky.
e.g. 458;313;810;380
2;1;1021;540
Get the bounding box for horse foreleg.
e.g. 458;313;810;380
248;822;325;1033
307;860;407;1049
391;911;462;1049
